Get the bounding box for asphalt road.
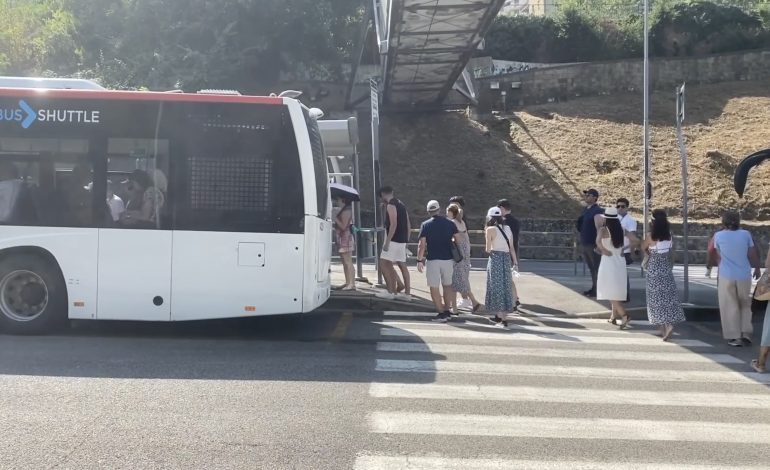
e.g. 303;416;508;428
1;309;769;469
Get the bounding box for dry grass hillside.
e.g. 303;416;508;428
379;80;770;223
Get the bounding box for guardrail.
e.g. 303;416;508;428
334;228;713;278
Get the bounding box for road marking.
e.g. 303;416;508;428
377;320;661;337
379;327;713;347
330;312;353;340
384;311;656;326
369;383;770;408
376;342;743;364
375;359;770;384
369;411;770;444
354;455;760;470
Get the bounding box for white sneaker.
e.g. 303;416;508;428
395;293;412;301
375;292;396;300
457;298;472;309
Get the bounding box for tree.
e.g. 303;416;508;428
650;1;765;56
0;0;80;76
0;0;367;90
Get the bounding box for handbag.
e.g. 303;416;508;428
753;270;770;301
451;241;463;263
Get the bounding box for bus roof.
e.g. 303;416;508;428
0;87;284;105
0;76;105;90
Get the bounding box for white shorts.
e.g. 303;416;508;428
426;259;454;288
381;241;407;263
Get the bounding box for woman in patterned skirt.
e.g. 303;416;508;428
485;206;518;327
643;209;685;341
447;204;481;313
751;249;770;373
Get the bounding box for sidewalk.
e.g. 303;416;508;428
326;260;720;319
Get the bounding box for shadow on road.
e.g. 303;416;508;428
0;312;445;384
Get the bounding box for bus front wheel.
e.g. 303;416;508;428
0;254;67;334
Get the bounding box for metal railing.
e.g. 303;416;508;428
333;229;713;278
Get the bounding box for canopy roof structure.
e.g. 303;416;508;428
382;0;505;109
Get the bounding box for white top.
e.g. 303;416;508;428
650;239;672;253
490;225;513;252
620;213;637;254
107;194;125;222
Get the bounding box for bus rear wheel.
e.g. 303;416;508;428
0;254;66;334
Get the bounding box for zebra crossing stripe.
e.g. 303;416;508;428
369;382;770;408
379;327;713;347
379;320;668;336
354;455;760;470
368;411;770;444
376;342;743;364
375;359;770;384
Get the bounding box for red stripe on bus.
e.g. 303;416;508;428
0;88;284;105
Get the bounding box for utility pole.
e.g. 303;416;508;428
676;83;690;303
642;0;651;242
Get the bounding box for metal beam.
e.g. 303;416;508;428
394;59;459;66
399;29;479;35
403;3;488;12
390;87;446;92
389;80;446;85
397;46;474;54
345;2;374;109
434;0;506;104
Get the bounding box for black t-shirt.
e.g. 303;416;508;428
384;198;410;243
418;216;458;261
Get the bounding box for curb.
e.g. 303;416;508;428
322;291;730;322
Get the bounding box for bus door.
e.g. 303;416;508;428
95;131;174;321
168;102;306;320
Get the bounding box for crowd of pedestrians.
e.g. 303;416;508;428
577;192;769;363
333;185;770;369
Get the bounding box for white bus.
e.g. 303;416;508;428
0;86;332;334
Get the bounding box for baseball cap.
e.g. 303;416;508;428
583;188;599;198
487;206;502;217
426;200;440;212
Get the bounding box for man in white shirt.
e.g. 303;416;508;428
106;180;125;222
617;198;637;302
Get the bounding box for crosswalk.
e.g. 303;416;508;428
355;311;770;469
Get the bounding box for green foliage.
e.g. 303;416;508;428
489;0;770;63
1;0;364;91
484;15;560;62
0;0;81;75
650;1;765;56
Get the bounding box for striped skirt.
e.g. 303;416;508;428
485;250;514;314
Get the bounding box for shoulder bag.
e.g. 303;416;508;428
496;226;515;264
450;220;464;263
753;270;770;301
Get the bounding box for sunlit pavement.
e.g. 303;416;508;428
1;305;769;469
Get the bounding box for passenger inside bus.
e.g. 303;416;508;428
119;169;165;228
106;180;125;222
0;161;23;223
62;163;94;227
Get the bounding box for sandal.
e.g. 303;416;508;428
619;314;631;330
472;303;482;313
751;359;766;373
662;325;674;342
607;318;617;325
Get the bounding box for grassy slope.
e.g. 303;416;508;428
380;80;770;223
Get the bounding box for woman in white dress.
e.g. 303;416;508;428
596;207;630;329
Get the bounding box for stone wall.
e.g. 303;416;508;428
476;49;770;112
